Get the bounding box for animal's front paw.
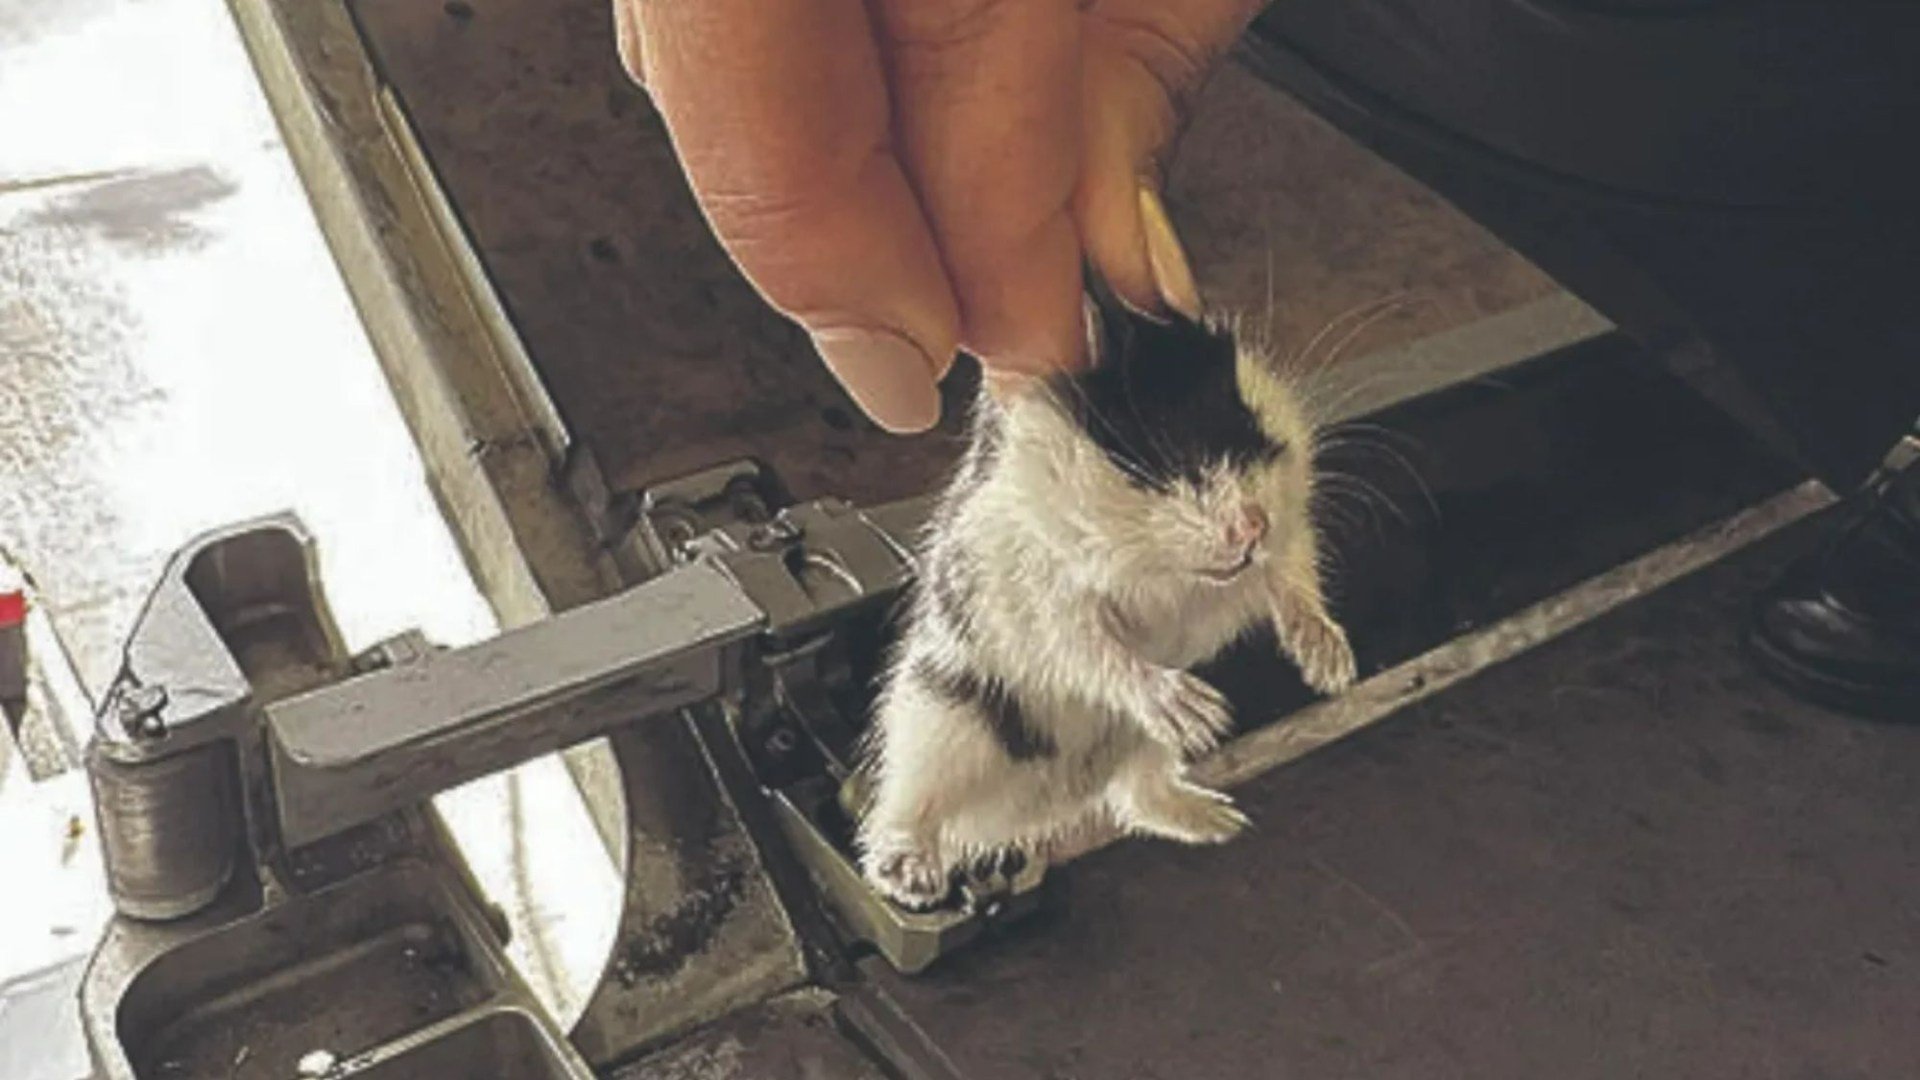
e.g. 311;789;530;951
1137;669;1236;757
1285;612;1357;696
862;845;953;913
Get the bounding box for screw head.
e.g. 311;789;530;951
352;648;393;675
747;517;802;552
118;684;170;738
725;479;772;524
765;727;799;755
656;514;700;559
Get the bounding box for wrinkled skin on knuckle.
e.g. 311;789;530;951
1093;8;1213;106
1082;0;1261;173
693;143;904;315
881;0;1023;49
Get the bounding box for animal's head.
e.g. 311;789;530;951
993;283;1314;594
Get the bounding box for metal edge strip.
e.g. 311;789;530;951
1324;291;1613;425
1197;480;1836;793
223;0;605;625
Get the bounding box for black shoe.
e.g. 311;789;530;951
1746;454;1920;720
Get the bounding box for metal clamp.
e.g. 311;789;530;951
75;482;1048;1079
692;495;1048;973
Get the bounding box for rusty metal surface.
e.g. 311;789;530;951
347;0;1554;505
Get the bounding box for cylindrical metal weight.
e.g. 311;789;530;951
87;742;238;920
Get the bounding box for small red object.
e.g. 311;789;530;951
0;590;25;628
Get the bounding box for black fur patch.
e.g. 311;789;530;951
912;656;1057;762
1053;278;1284;490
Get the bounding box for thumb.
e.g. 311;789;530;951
1076;0;1262;316
630;0;960;434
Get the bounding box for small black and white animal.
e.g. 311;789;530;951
854;276;1359;911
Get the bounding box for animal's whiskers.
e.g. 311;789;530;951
857;288;1355;912
1316;424;1441;524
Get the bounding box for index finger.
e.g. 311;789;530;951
875;0;1089;379
626;0;963;433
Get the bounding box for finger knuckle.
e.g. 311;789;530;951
697;138;892;237
881;0;1016;48
1092;10;1214;109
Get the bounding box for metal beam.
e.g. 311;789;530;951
268;562;765;849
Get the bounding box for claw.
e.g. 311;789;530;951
864;846;954;912
1122;781;1251;846
1283;612;1357;696
1138;669;1236;756
967;847;1029;882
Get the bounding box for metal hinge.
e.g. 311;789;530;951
706;492;1047;973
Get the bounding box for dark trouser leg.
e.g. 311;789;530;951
1242;1;1920;490
1241;2;1920;715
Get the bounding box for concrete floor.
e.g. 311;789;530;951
0;2;618;1070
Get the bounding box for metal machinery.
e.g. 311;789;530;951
75;462;1045;1079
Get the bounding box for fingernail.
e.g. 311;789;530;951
928;343;958;382
1138;184;1202;319
813;328;944;434
612;0;648;86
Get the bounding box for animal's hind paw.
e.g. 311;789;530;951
1127;783;1251;846
1180;790;1252;845
863;846;953;913
962;846;1030;888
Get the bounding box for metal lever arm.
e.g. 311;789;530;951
266;560;766;849
265;495;922;852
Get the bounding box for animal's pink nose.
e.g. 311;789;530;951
1225;503;1269;551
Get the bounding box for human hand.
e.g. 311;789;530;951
612;0;1260;432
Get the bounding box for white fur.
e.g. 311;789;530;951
855;344;1355;908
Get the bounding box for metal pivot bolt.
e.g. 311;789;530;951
656;512;699;560
117;684;170;740
746;517;803;552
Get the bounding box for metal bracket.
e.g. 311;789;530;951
632;459;788;576
674;491;1048;974
595;468;1050;972
75;480;1048;1077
